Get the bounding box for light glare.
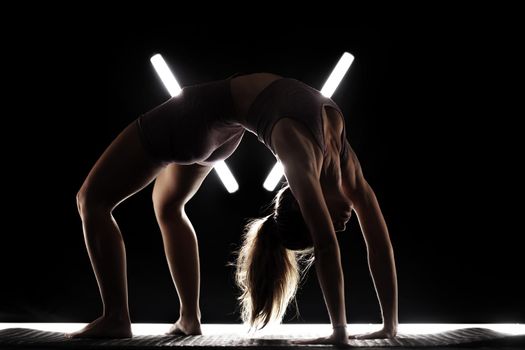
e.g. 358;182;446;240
0;323;523;336
263;161;284;191
320;52;354;98
150;54;182;97
214;161;239;193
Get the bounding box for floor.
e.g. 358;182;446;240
0;323;523;349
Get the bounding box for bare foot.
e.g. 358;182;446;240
65;315;132;339
166;318;202;336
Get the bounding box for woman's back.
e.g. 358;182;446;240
233;73;350;174
230;73;283;121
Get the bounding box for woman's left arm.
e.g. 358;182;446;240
353;183;398;337
343;148;398;337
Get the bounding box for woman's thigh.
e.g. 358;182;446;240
79;121;165;210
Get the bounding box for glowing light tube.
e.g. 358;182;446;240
150;54;182;97
214;161;239;193
263;161;284;191
320;52;354;97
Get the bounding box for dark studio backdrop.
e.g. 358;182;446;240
2;11;523;326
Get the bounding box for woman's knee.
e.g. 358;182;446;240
76;185;112;219
152;192;184;222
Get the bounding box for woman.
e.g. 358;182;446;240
67;73;398;346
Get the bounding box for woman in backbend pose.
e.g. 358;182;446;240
67;72;398;346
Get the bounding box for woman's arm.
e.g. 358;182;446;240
272;122;349;345
283;165;349;344
286;169;347;322
343;148;398;336
354;183;398;335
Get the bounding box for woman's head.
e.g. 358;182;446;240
271;184;314;250
233;184;314;331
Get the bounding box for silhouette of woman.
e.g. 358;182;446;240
66;73;398;346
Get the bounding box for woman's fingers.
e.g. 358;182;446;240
349;329;396;339
291;336;327;344
291;335;350;346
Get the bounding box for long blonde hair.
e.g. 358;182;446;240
232;185;315;331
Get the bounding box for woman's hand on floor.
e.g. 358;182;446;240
291;328;350;346
348;326;397;339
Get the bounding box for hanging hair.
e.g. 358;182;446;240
232;184;315;331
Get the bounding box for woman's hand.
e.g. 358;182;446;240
291;328;350;346
348;326;397;340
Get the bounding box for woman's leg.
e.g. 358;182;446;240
67;121;165;338
152;163;213;335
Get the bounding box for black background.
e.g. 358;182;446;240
2;8;523;325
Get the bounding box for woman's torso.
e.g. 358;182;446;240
231;73;348;177
139;73;348;174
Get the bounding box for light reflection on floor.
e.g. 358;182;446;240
0;323;523;337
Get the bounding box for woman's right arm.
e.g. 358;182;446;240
272;125;349;345
284;167;349;345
